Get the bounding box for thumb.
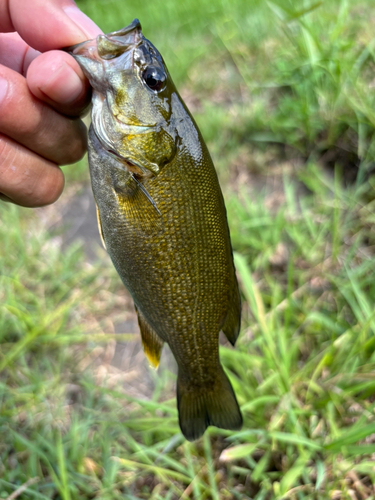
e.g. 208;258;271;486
7;0;101;51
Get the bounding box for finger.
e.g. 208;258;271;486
0;133;64;207
0;32;40;74
27;51;91;117
0;65;87;165
5;0;102;51
0;34;91;117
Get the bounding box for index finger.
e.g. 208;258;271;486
2;0;101;51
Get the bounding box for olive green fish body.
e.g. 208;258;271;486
68;20;242;440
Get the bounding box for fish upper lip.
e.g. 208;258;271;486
105;19;142;38
62;19;142;59
62;40;90;54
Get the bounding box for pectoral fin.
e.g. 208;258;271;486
135;306;164;368
114;175;163;233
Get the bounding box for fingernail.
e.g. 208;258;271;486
0;76;9;103
41;62;83;104
63;6;103;39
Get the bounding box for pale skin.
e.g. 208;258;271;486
0;0;102;207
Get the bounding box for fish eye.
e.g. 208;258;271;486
142;66;166;92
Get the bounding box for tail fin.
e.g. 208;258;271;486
177;366;242;441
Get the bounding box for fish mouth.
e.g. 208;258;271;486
63;19;154;128
99;19;143;59
63;18;143;63
63;20;163;177
63;18;164;90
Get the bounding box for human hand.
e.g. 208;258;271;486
0;0;102;207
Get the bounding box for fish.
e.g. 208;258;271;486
66;19;242;441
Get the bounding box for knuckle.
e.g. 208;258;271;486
55;119;87;165
0;135;17;175
0;134;64;207
37;167;65;206
0;73;87;166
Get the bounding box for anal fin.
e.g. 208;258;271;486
135;305;164;368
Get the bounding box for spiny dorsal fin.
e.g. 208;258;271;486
135;305;164;368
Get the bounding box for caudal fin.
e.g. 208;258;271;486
177;367;242;441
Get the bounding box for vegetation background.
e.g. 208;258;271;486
1;0;375;498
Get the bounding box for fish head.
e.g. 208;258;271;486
66;19;176;177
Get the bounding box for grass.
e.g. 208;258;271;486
1;0;375;498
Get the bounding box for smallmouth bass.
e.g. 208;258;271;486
67;19;242;440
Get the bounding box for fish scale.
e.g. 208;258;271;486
67;19;242;440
